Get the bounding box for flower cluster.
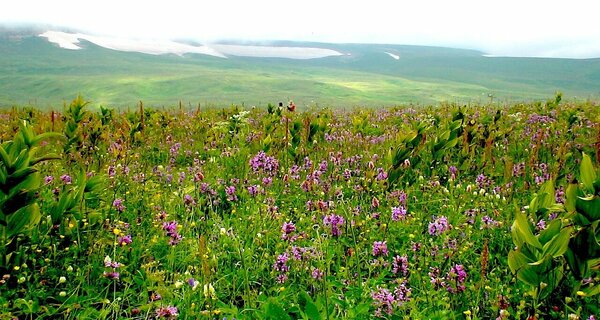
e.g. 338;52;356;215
281;222;298;242
428;216;450;236
273;253;290;283
162;221;182;245
445;264;468;293
113;198;126;213
117;234;132;246
323;214;345;237
476;174;493;189
392;255;409;276
372;241;389;257
371;282;411;317
103;256;121;280
225;185;238;202
480;215;500;229
156;306;178;318
249;151;280;176
391;206;407;221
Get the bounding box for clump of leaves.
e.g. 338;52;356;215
0;121;62;269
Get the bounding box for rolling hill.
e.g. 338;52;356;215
1;26;600;109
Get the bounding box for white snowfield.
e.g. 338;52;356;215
39;31;344;59
384;52;400;60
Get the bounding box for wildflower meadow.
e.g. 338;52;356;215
0;95;599;319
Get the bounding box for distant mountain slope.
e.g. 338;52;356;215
1;27;599;109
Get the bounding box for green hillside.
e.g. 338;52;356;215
1;29;600;109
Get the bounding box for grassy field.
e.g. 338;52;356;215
0;97;598;319
2;29;600;109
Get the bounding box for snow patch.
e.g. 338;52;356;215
39;31;82;50
213;44;343;59
40;31;225;57
384;52;400;60
39;31;343;59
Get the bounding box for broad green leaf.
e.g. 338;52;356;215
299;292;321;320
513;209;542;249
7;203;41;238
1;190;37;216
508;250;532;274
538;219;562;244
580;153;597;193
0;145;11;168
542;226;572;258
517;266;541;287
575;196;600;221
31;132;64;146
264;300;291;320
538;180;556;209
30;154;62;166
6;167;37;187
10;149;29;171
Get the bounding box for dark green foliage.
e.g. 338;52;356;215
0;121;62;268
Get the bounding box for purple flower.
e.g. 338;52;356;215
449;166;457;180
323;214;345;237
319;160;328;172
555;186;565;204
183;194;196;206
394;282;412;305
60;174;72;184
391;206;407;221
261;177;273;186
247;185;260;197
281;222;297;241
225;185;237;202
249;151;280;176
311;268;324;280
376;168;387;181
476;174;493;189
150;292;162;301
44;175;54;184
273;253;290;273
163;221;177;234
481;215;499;229
188;278;199;290
371;287;396;316
156;306;178;318
117;234;132;246
169;142;182;156
113;198;125;212
103;271;120;279
168;233;182;246
446;264;468;293
162;221;182;245
276;274;288;284
105;260;121;268
392;255;409;276
428;216;450;236
536;219;547;231
372;241;389;257
372;197;380;209
108;166;116;177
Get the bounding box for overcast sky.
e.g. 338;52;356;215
2;0;599;58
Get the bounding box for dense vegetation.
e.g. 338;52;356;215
0;96;599;319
